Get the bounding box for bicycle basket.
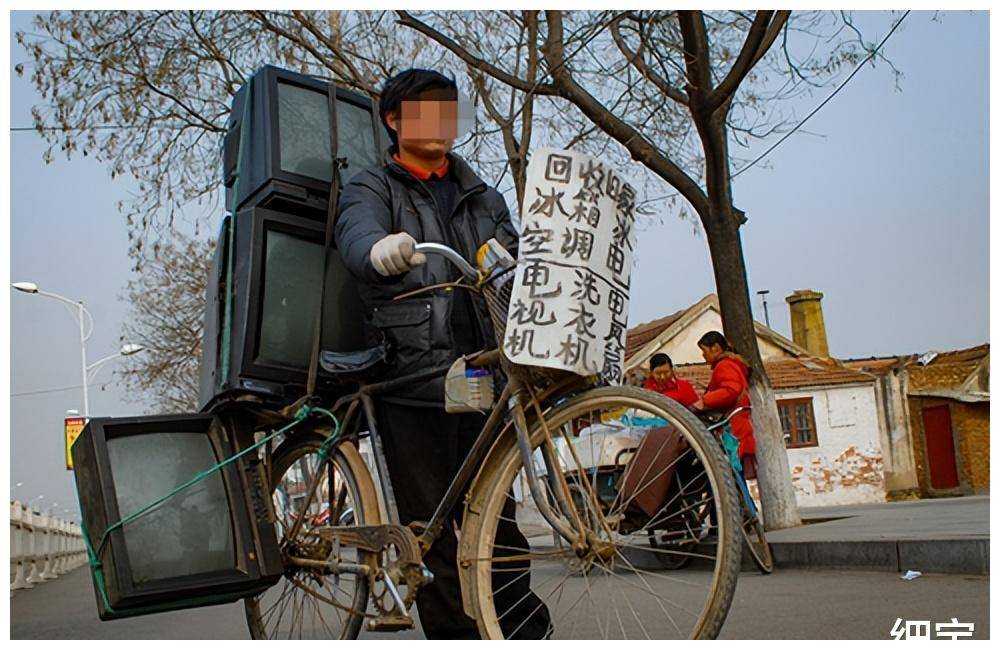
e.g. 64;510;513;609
480;267;517;349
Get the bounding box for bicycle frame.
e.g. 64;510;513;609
278;347;591;562
704;406;758;518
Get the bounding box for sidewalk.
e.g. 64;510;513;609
765;495;989;575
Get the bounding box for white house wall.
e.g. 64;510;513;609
779;383;886;507
651;308;791;365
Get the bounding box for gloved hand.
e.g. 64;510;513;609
370;232;426;276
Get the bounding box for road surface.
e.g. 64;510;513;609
11;565;988;640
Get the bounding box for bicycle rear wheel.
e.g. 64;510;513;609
461;386;742;639
244;432;379;639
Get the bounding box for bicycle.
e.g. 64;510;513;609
230;242;744;639
694;407;774;574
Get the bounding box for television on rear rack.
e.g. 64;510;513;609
71;413;283;620
198;205;376;410
223;64;390;216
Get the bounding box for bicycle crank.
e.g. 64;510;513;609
315;524;433;632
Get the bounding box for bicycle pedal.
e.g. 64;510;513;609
367;615;415;632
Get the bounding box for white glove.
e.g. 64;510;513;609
370;232;427;277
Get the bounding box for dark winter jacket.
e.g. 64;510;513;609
334;153;518;405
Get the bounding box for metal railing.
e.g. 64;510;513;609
10;500;87;592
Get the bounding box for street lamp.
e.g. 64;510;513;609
87;343;146;384
12;282;145;418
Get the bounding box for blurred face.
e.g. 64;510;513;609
699;343;724;364
386;99;459;159
651;363;674;383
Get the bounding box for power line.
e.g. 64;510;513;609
10;124;169;132
11;381;112;398
732;10;910;178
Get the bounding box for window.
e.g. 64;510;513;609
777;397;818;448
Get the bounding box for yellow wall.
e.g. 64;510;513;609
952;402;990;491
908;397;989;495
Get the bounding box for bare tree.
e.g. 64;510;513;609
396;9;901;529
117;233;214;413
19;9;898;527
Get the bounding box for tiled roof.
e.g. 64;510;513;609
843;344;990;391
629;356;875;391
920;343;989;366
907;344;989;393
843;357;902;376
625;307;687;360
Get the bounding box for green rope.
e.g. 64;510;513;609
312;406;342;463
79;404;339;615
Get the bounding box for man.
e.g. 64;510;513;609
643;353;699;408
334;69;551;639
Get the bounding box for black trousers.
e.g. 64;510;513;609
375;401;551;639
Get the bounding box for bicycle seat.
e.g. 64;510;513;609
697;410;727;426
320;343;389;379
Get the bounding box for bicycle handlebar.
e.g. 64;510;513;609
704;405;752;432
413;243;479;280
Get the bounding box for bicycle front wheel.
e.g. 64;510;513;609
462;386;742;639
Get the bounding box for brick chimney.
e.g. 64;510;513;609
785;289;829;357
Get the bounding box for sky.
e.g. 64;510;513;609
6;10;990;519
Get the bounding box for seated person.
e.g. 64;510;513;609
691;331;756;479
643;353;698;408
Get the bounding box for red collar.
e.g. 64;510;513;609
392;153;450;181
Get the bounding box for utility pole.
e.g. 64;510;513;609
757;289;771;328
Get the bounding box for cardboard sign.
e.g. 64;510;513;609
504;148;637;382
65;416;86;470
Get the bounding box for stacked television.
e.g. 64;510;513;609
200;64;390;409
72;65;385;619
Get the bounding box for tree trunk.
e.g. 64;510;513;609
703;210;801;530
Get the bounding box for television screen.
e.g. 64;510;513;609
257;226;368;369
276;80;378;183
224;66;388;213
73;414;283;620
107;431;235;584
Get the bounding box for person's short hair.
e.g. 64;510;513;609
378;69;457;150
650;353;673;371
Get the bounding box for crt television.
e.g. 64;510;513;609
198;206;373;409
223;64;389;215
71;413;283;620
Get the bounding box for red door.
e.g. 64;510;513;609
921;405;960;490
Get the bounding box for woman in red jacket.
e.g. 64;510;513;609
643;353;698;407
692;331;756;475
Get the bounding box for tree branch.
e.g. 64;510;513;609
706;11;773;113
610;15;690;106
395;10;560;96
706;10;789;114
541;10;709;216
677;10;713;102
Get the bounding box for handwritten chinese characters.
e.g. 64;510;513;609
504;148;637;382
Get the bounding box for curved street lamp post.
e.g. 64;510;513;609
12;282;145;418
